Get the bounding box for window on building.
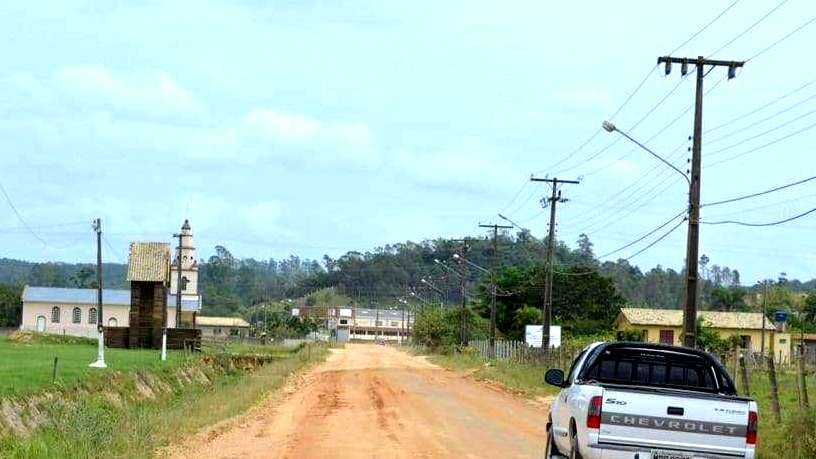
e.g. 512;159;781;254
340;319;348;325
108;317;118;327
72;307;81;324
659;329;674;345
390;321;399;327
181;276;189;292
375;320;383;326
88;308;97;324
780;338;788;344
215;327;222;335
51;307;60;323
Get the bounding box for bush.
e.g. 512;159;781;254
412;307;488;349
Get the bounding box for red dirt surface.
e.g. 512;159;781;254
170;344;548;459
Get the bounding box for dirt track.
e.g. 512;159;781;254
171;344;547;458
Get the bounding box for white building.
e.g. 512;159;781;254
19;220;202;338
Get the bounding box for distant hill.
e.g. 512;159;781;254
0;258;127;289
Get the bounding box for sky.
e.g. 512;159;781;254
1;0;815;284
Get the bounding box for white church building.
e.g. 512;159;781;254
19;220;202;337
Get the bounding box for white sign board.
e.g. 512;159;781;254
525;325;562;348
339;308;353;317
291;308;300;317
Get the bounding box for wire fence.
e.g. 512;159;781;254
468;339;586;370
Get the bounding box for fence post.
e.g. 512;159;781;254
52;356;58;384
798;345;810;408
767;355;781;422
738;353;751;397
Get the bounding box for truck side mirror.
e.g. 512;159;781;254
545;368;565;387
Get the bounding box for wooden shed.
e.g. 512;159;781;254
127;242;171;349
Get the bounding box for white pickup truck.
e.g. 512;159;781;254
544;342;758;459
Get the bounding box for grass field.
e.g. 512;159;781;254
0;343;329;459
0;335;187;396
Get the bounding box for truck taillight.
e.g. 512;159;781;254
746;410;758;445
587;396;603;429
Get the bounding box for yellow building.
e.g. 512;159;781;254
614;308;791;363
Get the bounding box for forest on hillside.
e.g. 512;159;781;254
1;230;815;328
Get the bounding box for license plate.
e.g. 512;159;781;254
651;450;694;459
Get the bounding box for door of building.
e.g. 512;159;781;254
659;329;674;345
36;315;46;332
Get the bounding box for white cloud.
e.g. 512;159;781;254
392;139;520;194
242;108;378;167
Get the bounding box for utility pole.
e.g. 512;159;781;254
760;280;769;356
89;218;106;368
173;232;183;329
658;56;744;348
479;223;511;358
455;239;470;346
530;177;579;350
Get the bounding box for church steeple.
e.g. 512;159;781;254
171;220;198;296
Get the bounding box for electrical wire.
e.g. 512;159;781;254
702;207;816;227
707;0;789;58
707;107;816;156
702;175;816;207
706;118;816;168
0;180;49;246
668;0;742;55
597;209;687;259
747;13;816;62
707;92;816;146
705;77;816;134
621;218;686;261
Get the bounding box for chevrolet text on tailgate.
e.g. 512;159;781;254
544;342;757;459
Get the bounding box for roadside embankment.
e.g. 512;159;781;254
0;343;328;459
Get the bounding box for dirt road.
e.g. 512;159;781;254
171;344;548;459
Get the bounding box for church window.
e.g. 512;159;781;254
88;308;97;324
51;307;60;323
72;307;81;324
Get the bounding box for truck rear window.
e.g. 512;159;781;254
580;346;733;394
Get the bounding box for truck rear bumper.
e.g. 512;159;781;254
585;442;753;459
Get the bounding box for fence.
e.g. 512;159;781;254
468;339;586;370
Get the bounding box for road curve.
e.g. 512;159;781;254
170;343;548;459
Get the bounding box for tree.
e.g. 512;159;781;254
0;284;22;327
576;233;596;266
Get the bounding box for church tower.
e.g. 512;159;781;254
170;219;198;297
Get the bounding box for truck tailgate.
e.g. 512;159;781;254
598;388;751;457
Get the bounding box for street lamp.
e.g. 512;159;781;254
452;253;490;274
602;120;690;184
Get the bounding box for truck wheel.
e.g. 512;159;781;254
569;425;583;459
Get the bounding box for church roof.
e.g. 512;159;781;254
127;242;170;282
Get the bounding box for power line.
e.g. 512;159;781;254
702;207;816;227
707;0;789;57
747;13;816;61
703;175;816;207
622;218;686;261
707;92;816;145
706;118;816;168
669;0;742;55
706;77;816;134
0;180;49;246
598;209;687;259
707;107;816;156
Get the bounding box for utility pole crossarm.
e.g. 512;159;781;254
657;56;745;68
530;177;581;184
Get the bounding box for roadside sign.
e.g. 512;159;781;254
525;325;561;348
773;310;788;323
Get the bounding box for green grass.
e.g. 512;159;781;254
427;349;559;399
0;336;189;397
740;367;816;458
0;344;329;458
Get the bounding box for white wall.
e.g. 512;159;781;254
20;301;131;337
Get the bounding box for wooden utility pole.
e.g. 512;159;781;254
479;223;511;359
760;280;768;355
456;239;470;346
657;56;744;348
530;177;579;349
